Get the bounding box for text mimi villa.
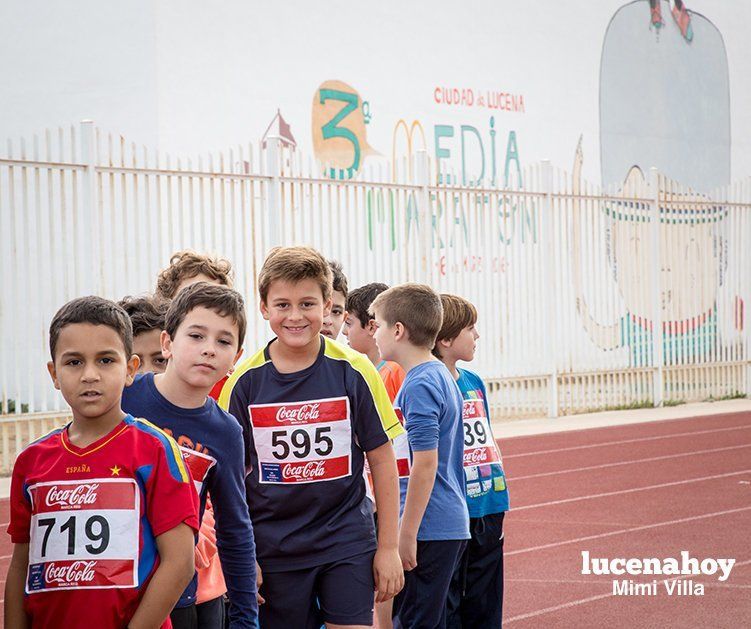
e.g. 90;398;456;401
581;551;736;596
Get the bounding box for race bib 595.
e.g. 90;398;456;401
250;397;352;484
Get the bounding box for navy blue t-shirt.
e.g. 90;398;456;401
396;360;470;541
122;373;258;627
219;336;403;572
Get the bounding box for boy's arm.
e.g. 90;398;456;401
128;523;195;629
398;378;442;570
211;420;259;628
4;544;30;629
399;449;438;570
366;441;404;602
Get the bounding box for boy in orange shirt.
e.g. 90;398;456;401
343;283;406;401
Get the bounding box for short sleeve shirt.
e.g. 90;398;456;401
457;369;510;517
219;336;404;572
7;416;199;629
395;361;470;541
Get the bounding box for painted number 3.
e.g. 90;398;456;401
319;88;360;179
271;427;334;460
37;515;110;557
464;420;489;447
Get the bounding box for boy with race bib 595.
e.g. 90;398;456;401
220;246;405;629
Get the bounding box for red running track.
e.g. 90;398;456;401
500;411;751;628
0;412;749;627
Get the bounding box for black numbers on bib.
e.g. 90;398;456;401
271;427;333;460
464;420;489;447
37;515;111;557
85;515;110;554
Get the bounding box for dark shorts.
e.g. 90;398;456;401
447;512;505;629
259;551;376;629
392;539;467;629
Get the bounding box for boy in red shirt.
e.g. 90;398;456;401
4;296;199;629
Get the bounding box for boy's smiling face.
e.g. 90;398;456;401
261;278;332;351
47;323;138;424
162;306;241;389
133;329;168;374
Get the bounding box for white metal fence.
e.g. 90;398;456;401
1;121;750;472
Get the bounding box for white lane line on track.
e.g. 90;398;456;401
504;559;751;624
508;443;751;481
504;590;616;624
512;469;751;511
507;506;751;556
504;424;751;459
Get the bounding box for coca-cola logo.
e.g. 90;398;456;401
45;561;97;584
45;484;99;508
464;448;489;465
281;460;326;480
462;402;483;420
276;404;320;424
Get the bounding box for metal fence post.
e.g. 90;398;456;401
79;120;99;295
650;167;664;406
541;160;558;418
265;135;282;247
415;149;432;285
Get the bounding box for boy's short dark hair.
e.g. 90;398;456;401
258;246;332;304
49;296;133;360
371;283;443;349
328;260;349;297
118;295;170;337
156;250;234;300
346;283;389;328
432;294;478;358
165;282;246;349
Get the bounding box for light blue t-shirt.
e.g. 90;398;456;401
396;360;470;541
457;368;510;518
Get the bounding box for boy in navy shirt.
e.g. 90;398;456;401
434;294;509;629
220;246;404;629
371;284;470;629
122;283;258;628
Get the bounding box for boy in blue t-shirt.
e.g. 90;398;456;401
371;284;470;629
122;283;258;629
434;294;509;628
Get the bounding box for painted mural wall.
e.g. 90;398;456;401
1;0;749;410
1;0;749;186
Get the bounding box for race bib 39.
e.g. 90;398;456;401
462;399;502;468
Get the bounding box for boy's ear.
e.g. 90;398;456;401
393;321;406;341
323;297;332;318
233;347;243;364
259;300;270;320
125;354;140;386
366;319;377;337
439;337;453;350
47;361;60;390
160;330;174;360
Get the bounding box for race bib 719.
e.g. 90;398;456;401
26;479;139;593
